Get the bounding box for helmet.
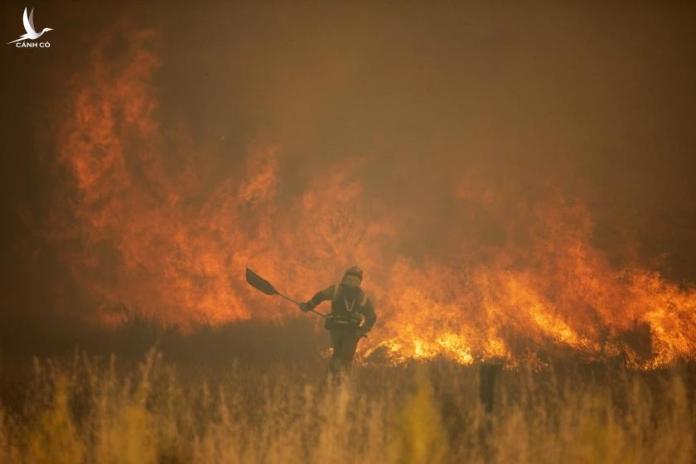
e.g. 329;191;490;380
342;265;363;287
343;266;363;280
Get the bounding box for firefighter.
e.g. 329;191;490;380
299;266;376;374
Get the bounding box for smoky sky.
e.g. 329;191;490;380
1;0;696;326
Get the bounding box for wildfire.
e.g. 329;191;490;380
49;29;696;369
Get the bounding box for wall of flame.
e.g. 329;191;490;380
48;27;696;369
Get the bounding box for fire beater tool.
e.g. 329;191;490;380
245;268;326;318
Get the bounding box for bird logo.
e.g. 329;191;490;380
8;7;53;45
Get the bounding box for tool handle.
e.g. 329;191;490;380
278;293;326;318
278;293;300;305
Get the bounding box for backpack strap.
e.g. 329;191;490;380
332;283;340;302
360;291;368;307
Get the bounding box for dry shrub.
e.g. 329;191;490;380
0;352;693;464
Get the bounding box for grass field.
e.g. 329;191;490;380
0;343;693;464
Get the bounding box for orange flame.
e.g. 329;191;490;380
50;29;696;368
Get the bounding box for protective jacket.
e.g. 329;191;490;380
306;283;377;332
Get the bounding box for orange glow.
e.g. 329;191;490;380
51;31;696;369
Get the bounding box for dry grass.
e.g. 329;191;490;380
0;351;693;464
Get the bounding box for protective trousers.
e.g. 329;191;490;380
329;328;360;374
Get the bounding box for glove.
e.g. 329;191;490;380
357;326;369;338
298;302;312;312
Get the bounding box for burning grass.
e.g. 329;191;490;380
44;25;696;370
0;350;693;464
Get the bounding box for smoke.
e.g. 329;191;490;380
3;2;696;366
